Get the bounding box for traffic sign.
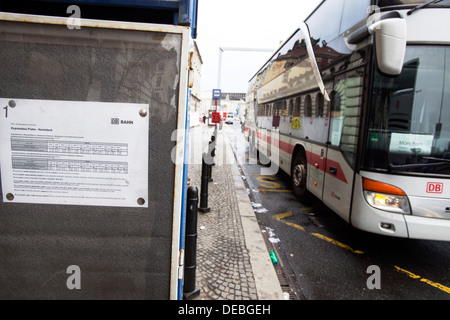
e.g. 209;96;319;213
212;89;222;99
211;112;221;124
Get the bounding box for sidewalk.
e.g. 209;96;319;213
187;124;285;300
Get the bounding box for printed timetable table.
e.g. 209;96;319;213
11;138;128;156
0;98;149;208
12;157;128;174
10;137;129;173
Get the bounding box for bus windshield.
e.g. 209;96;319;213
363;45;450;175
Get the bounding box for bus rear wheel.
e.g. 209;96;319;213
291;152;308;200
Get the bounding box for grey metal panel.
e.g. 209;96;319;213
0;19;181;299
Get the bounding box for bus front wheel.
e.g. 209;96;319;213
291;152;308;200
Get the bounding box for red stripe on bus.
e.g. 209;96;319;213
272;137;292;154
322;158;348;184
253;131;348;184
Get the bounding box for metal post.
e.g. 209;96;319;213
198;153;210;213
207;137;214;182
210;134;216;159
207;146;213;182
183;186;200;300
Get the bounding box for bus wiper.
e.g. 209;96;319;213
407;0;443;15
388;157;450;171
422;156;450;163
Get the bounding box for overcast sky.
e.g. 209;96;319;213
195;0;322;94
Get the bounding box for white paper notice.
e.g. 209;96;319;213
0;98;149;208
389;133;433;155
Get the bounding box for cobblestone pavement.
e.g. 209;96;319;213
188;125;258;300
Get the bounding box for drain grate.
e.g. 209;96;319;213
274;263;296;300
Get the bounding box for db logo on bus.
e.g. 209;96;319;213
426;182;444;194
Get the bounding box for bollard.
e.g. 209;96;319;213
213;129;217;158
210;135;216;159
183;186;201;300
198;153;210;213
207;156;213;182
207;139;213;182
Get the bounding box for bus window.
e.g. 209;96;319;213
340;0;371;34
329;70;363;167
273;101;281;127
293;97;301;116
329;91;341;145
304;95;312;117
364;45;450;175
307;0;344;44
288;99;293;117
291;97;301;130
316;93;324;117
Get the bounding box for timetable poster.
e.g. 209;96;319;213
0;99;149;208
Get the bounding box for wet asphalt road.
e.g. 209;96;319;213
225;121;450;300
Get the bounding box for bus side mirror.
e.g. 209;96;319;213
369;18;407;75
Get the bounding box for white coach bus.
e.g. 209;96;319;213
244;0;450;240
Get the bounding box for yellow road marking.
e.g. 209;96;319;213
421;278;450;294
310;233;364;254
273;212;294;220
394;266;450;294
253;175;293;192
273;212;305;232
270;212;450;294
272;211;363;254
258;188;293;192
256;176;281;189
393;266;420;279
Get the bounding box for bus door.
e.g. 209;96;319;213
323;148;354;222
307;144;327;201
268;102;283;159
322;71;363;222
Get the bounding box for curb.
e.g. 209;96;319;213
223;131;285;300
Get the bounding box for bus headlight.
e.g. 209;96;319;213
363;191;410;214
362;178;410;214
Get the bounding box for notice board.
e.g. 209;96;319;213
0;14;189;299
